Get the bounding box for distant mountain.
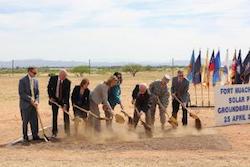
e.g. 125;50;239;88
0;59;189;68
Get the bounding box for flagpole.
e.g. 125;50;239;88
201;83;204;107
195;84;197;106
208;72;211;106
208;84;210;106
171;58;174;77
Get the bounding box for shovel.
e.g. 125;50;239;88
103;106;125;124
173;95;202;130
35;107;49;142
156;97;178;128
134;107;152;132
121;109;133;125
73;104;110;121
49;100;82;124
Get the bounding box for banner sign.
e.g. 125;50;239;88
214;84;250;126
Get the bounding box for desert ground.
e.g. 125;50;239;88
0;71;250;167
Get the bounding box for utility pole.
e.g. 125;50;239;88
11;59;14;76
88;59;91;75
171;58;174;77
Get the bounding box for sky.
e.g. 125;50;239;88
0;0;250;63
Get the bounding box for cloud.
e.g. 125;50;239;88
0;0;249;62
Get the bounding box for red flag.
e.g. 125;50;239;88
208;50;215;72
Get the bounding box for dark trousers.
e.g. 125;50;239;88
52;104;70;135
21;106;39;139
172;99;188;125
133;110;151;128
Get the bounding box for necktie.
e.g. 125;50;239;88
30;78;35;100
59;80;63;100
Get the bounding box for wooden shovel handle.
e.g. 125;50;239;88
49;100;74;120
73;104;110;121
173;95;199;119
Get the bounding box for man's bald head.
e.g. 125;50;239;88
139;83;148;94
59;69;68;80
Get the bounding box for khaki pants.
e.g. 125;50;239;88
104;110;113;130
89;99;101;132
150;96;166;126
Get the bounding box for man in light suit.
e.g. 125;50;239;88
171;70;189;125
47;69;71;137
18;67;41;143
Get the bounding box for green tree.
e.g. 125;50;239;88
71;66;89;77
122;64;143;77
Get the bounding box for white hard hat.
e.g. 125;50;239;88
163;74;171;80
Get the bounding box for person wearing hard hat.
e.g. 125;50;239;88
149;74;170;130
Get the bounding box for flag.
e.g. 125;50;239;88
241;50;250;83
193;50;202;84
230;49;237;84
221;49;229;85
202;49;209;87
235;49;243;84
208;50;215;72
242;66;250;83
187;50;195;82
212;50;221;86
243;50;250;68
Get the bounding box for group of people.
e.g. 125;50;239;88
18;67;189;143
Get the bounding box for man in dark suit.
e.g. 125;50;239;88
47;69;71;137
132;83;152;129
171;70;189;125
18;67;41;143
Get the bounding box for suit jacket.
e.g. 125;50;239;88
171;77;189;102
47;75;71;107
132;85;152;113
19;75;39;110
71;85;90;110
135;90;152;113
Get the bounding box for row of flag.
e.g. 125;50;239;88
187;49;250;87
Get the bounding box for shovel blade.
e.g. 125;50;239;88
140;121;152;132
115;114;125;124
168;119;178;128
195;118;202;130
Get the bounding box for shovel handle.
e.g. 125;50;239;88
49;100;74;120
172;95;188;110
73;104;110;121
173;95;198;119
134;106;151;129
156;96;171;118
121;110;130;117
35;108;49;142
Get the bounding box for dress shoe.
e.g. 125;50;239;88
22;138;30;146
33;136;43;141
51;133;57;138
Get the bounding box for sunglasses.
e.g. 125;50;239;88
31;71;37;75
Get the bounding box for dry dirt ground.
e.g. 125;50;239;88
0;71;250;167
